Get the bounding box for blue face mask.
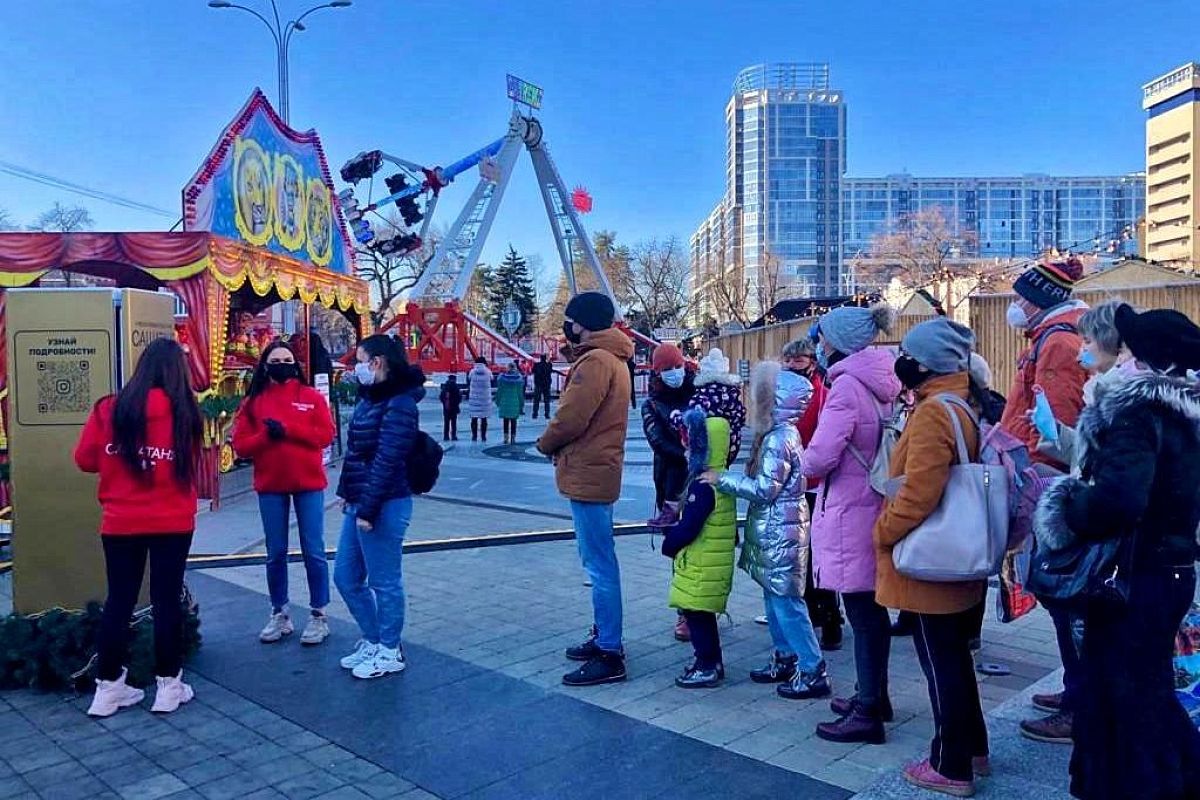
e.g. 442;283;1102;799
816;348;829;371
1078;349;1098;370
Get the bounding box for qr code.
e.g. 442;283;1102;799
36;360;91;415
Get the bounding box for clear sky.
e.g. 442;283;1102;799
2;0;1198;285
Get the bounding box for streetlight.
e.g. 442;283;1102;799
208;0;352;124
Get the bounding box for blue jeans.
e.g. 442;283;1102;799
258;490;330;611
570;500;623;653
334;498;411;649
763;588;823;673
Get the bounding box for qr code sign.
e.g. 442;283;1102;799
36;360;91;415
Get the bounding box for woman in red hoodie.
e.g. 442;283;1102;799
232;341;335;646
75;338;202;717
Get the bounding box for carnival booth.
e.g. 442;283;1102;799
0;90;369;505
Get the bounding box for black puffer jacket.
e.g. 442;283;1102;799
1037;372;1200;567
641;372;695;507
337;365;426;523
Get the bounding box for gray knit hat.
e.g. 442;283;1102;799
901;318;975;375
820;303;895;356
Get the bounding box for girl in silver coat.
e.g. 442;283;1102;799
704;360;832;700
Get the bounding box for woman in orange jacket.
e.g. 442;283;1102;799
232;341;336;646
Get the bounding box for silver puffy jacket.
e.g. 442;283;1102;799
718;367;813;597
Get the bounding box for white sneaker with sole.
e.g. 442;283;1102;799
340;640;379;670
352;647;406;679
150;672;194;714
87;668;145;717
260;611;294;643
300;614;330;646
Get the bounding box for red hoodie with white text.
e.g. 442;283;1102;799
74;389;198;535
231;379;335;494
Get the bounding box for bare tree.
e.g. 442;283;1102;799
29;203;94;286
355;212;441;328
0;208;17;231
542;230;634;335
620;236;691;332
708;248;786;328
857;206;991;315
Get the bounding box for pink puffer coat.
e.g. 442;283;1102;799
802;347;902;593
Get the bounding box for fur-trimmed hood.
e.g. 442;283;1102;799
1035;371;1200;552
749;359;813;430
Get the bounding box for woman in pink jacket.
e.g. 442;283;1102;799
802;304;902;745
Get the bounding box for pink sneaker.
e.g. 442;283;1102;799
87;668;145;717
150;671;195;714
903;759;975;797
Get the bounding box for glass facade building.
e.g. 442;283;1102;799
842;174;1144;261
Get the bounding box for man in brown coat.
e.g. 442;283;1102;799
537;291;633;687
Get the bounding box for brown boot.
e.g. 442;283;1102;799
1019;710;1073;744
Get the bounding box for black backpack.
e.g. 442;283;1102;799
407;430;443;494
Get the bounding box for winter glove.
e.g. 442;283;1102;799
265;418;286;441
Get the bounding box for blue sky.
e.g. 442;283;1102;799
2;0;1198;288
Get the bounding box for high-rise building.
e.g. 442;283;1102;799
691;63;847;325
1143;63;1200;271
842;173;1144;262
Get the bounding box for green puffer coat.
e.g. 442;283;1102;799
495;371;526;419
669;416;737;613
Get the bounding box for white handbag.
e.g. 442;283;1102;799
891;395;1010;582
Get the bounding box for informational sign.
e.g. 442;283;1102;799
506;74;544;109
120;290;176;382
653;327;682;343
13;329;111;427
313;372;333;466
183;90;354;274
501;301;522;336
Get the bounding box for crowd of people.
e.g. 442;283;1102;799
69;263;1200;798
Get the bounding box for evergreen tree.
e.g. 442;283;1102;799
487;245;538;338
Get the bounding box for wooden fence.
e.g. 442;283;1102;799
709;281;1200;395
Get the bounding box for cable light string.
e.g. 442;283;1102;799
0;160;177;219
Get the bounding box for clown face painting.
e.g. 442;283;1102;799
274;153;306;251
233;137;273;246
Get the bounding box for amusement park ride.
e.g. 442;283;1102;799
336;75;654;374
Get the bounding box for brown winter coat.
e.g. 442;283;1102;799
536;327;634;503
873;372;987;615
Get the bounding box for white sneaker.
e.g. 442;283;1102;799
352;646;406;680
150;672;194;714
340;640;379;670
87;668;145;717
260;611;294;643
300;614;330;646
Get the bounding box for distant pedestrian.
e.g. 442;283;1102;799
439;374;462;441
232;340;336;647
532;354;553;419
335;335;425;680
537;292;633;687
663;409;736;688
627;357;638;409
466;357;493;442
496;362;526;444
706;361;830;701
76;338;202;717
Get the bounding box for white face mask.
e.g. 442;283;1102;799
661;367;685;388
1006;301;1030;330
353;361;377;386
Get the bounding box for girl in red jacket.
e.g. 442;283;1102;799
75;338;202;717
232;341;335;646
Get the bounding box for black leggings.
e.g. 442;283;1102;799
97;533;194;681
471;418;488;440
443;413;457;440
683;611;722;669
842;591;892;709
502;418;518;440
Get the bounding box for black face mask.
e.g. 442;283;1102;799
894;356;929;390
266;363;298;383
562;321;582;344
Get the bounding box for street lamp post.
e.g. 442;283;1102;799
208;0;351;124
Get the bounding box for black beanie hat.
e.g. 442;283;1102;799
1114;304;1200;374
564;291;616;331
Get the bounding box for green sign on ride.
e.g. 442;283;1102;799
506;74;543;109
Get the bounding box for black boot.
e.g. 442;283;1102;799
562;651;626;687
816;705;886;745
565;626;602;662
831;693;895;723
750;652;797;684
777;660;832;700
